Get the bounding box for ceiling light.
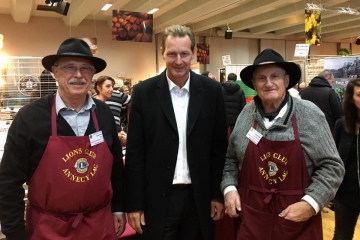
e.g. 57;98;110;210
101;4;112;11
148;8;159;14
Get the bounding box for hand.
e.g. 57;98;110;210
118;131;127;145
278;201;316;222
325;201;333;209
128;211;145;234
224;190;241;218
211;200;225;221
113;214;126;237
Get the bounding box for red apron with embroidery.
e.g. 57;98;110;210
237;115;322;240
25;95;117;240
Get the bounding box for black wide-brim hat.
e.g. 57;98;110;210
42;38;106;73
240;49;301;90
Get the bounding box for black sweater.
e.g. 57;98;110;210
0;94;125;240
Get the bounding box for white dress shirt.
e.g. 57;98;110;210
166;72;191;184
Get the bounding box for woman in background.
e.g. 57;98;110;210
333;77;360;240
94;76;115;101
94;76;127;146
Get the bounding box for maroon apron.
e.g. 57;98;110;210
25;95;117;240
237;115;322;240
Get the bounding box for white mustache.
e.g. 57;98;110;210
68;78;87;84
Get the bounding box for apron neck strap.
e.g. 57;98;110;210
51;94;100;136
252;114;299;139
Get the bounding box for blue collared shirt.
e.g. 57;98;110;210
56;92;96;136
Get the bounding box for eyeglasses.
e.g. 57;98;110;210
55;64;95;75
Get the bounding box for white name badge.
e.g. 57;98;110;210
246;127;263;145
89;131;104;147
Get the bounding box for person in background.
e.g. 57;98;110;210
106;86;131;133
94;75;115;102
93;76;128;146
39;69;57;96
222;73;246;131
119;85;131;132
201;70;217;80
125;24;228;240
288;87;301;99
333;77;360;240
221;49;344;240
0;38;126;239
300;70;343;132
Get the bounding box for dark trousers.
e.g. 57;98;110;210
333;198;360;240
162;185;202;240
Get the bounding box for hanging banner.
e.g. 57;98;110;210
305;10;321;46
196;43;210;64
112;10;153;42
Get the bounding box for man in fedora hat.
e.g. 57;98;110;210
0;38;126;239
221;49;344;239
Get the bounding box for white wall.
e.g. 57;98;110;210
0;13;353;82
0;14;156;82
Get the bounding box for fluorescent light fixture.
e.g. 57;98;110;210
148;8;159;14
101;4;112;11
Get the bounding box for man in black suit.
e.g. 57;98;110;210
125;25;228;240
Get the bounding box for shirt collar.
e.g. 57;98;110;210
263;103;288;125
55;91;96;115
166;71;190;92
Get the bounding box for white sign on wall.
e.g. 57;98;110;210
222;55;231;65
294;44;310;57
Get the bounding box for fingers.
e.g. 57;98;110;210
225;191;241;218
140;212;146;226
212;203;225;221
114;215;126;237
117;215;126;236
128;212;144;234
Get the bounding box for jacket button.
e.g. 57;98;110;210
172;135;176;140
162;191;166;196
167;165;171;169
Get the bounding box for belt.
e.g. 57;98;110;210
172;184;192;190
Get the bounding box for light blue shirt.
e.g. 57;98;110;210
55;92;96;136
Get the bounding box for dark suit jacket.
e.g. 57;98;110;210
125;70;228;240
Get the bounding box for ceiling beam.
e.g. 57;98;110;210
275;0;360;36
121;0;169;12
190;0;301;33
153;0;214;33
322;26;360;40
10;0;33;23
62;0;101;27
294;14;360;38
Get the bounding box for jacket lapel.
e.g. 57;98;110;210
187;71;204;136
156;71;178;132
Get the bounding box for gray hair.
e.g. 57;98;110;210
318;70;333;79
162;25;195;52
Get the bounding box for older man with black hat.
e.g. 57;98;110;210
0;38;126;239
221;49;344;240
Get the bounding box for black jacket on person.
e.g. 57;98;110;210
222;80;246;129
300;76;343;131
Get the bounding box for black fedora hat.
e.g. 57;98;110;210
240;49;301;90
42;38;106;73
